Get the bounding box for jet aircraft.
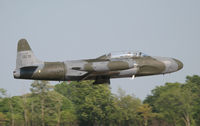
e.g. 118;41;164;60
13;39;183;84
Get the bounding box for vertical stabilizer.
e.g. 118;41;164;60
16;39;42;69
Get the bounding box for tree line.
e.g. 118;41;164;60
0;75;199;126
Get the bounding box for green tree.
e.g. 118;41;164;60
137;104;156;126
0;89;24;126
29;81;77;126
44;91;77;126
0;112;8;125
0;75;199;126
185;75;200;125
30;80;53;126
0;88;6;98
144;82;195;126
55;81;117;126
115;88;142;126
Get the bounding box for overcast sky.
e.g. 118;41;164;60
1;0;199;100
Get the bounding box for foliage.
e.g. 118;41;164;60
137;104;156;126
55;81;118;126
0;88;6;98
144;75;200;126
114;88;142;126
0;75;200;126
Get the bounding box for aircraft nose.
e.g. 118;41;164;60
173;58;183;70
162;58;183;73
154;57;183;74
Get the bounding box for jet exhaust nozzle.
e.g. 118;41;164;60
13;70;20;78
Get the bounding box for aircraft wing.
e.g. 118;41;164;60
78;72;110;84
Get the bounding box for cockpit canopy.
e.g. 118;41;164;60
95;51;148;59
106;51;148;59
97;51;148;59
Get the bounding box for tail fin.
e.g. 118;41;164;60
16;39;42;69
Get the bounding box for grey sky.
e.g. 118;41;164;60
1;0;199;100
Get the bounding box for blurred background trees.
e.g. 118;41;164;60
0;75;199;126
